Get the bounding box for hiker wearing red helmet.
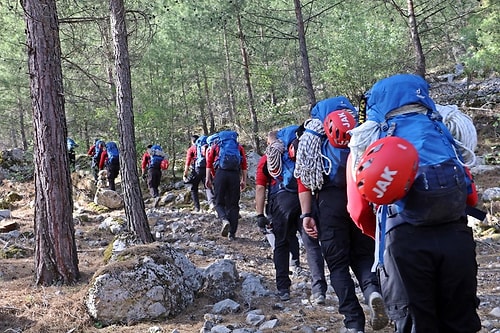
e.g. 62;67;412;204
295;97;389;333
346;74;480;333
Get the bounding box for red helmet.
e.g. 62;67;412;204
323;109;356;147
355;136;419;205
288;138;299;161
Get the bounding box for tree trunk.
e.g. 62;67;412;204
109;0;153;243
195;69;209;135
203;69;216;134
223;24;237;126
407;0;426;77
23;0;79;286
16;95;28;151
294;0;316;108
236;15;260;154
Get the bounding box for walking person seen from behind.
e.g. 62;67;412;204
205;130;247;241
295;97;389;333
346;73;481;333
141;144;166;198
255;126;327;303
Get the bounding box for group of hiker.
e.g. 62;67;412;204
255;74;481;333
70;73;481;333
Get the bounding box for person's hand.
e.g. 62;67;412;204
256;214;270;234
240;180;246;191
142;173;147;181
303;217;318;238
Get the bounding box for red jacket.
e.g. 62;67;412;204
141;151;151;172
185;145;197;169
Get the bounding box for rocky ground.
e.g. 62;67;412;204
0;97;500;332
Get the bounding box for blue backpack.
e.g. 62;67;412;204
366;74;469;228
92;140;105;168
310;96;358;188
67;138;78;151
105;141;119;166
195;135;208;169
149;144;164;169
271;125;299;193
215;130;241;170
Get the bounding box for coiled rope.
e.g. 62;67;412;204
294;118;326;192
436;104;477;167
266;139;285;178
348;120;381;173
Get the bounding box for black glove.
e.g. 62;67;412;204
256;214;270;234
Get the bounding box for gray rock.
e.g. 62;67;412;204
211;299;240;314
85;243;204;326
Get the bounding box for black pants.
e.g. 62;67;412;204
269;190;327;295
317;186;380;331
190;167;207;210
106;163;119;191
213;168;240;236
380;219;481;333
147;167;162;197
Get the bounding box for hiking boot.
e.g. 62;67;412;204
369;291;389;330
277;290;290;301
339;327;364;333
228;234;235;241
309;292;325;305
221;219;230;237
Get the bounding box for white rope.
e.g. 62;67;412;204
436;104;477;167
348;120;381;174
266;140;285;178
294;118;325;192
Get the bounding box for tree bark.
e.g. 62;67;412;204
407;0;426;77
223;23;237;126
236;15;260;154
109;0;153;243
23;0;79;285
294;0;316;108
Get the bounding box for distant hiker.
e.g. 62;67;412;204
88;139;105;182
99;141;120;191
67;137;78;171
205;130;247;240
255;127;327;303
183;135;214;212
346;74;480;333
141;144;166;198
295;97;388;332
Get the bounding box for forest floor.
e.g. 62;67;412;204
0;105;500;333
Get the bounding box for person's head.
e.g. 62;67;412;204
147;144;153;150
191;135;199;145
267;130;278;145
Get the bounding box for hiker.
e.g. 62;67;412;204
99;141;120;191
183;135;214;212
346;73;481;333
205;130;247;241
67;137;78;171
141;144;166;198
295;97;388;333
88;139;105;183
255;127;327;303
